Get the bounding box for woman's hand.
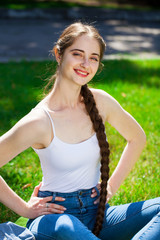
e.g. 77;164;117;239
91;182;114;204
24;183;66;219
91;183;101;204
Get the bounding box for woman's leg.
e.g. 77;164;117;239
99;197;160;240
132;212;160;240
27;213;100;240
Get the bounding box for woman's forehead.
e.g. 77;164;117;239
68;34;100;54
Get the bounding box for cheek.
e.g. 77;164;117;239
91;63;99;74
66;58;80;69
60;58;73;72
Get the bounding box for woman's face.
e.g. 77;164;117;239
57;34;100;86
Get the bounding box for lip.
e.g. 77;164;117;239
74;69;89;77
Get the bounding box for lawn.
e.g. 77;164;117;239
0;59;159;223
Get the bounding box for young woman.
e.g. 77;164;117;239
0;22;159;240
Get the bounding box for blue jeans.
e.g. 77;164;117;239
27;188;160;240
0;222;35;239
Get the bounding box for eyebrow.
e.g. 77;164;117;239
70;49;100;57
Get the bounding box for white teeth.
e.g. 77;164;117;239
76;70;88;75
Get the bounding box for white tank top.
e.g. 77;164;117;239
33;107;101;193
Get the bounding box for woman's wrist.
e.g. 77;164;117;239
106;182;114;202
11;199;32;218
20;201;32;218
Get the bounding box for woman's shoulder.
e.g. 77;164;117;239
90;88;118;106
28;104;51;128
90;88;121;122
14;103;50;138
0;105;52;156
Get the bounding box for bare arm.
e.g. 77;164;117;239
0;109;66;217
0;177;66;218
92;89;146;201
0;177;52;218
107;107;146;200
0;109;50;168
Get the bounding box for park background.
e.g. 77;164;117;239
0;0;160;224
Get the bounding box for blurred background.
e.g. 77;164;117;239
0;0;160;61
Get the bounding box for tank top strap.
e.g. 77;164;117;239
42;107;57;137
33;106;56;137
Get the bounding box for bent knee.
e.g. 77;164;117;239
55;214;75;232
55;214;82;239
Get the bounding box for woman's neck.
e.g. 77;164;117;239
48;77;83;110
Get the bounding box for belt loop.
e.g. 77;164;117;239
94;186;100;196
79;190;83;196
52;192;56;202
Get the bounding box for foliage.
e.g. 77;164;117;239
0;0;159;10
0;59;159;222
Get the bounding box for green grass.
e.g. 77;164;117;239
0;59;159;223
15;216;28;227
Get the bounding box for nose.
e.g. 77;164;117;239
80;58;90;68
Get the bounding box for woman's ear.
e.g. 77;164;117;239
54;47;61;65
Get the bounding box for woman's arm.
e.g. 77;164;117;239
92;89;146;201
0;177;54;218
0;109;66;217
107;96;146;200
0;109;50;168
0;177;66;218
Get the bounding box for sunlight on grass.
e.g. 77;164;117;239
0;59;159;222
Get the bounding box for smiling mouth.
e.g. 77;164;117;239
74;69;89;77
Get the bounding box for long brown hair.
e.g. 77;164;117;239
48;22;110;236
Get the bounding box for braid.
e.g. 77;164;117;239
80;84;110;236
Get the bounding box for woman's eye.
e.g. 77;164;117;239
73;52;82;57
91;57;98;62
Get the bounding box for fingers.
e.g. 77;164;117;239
49;203;67;213
32;182;42;197
40;196;66;214
91;189;100;204
41;196;65;204
94;197;100;204
96;183;101;192
91;188;97;198
27;193;67;218
42;196;53;203
43;202;67;214
91;183;101;204
91;183;101;198
55;196;66;202
96;182;101;188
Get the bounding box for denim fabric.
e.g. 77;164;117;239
0;222;35;240
99;197;160;240
27;188;160;240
